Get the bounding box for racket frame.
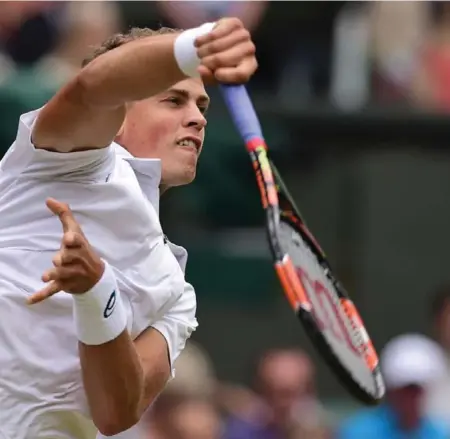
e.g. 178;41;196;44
219;83;385;405
246;139;385;405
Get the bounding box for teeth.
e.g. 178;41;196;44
177;139;197;149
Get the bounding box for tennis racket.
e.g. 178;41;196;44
219;84;385;405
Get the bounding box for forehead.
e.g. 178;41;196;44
165;78;209;102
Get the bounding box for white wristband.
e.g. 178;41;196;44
174;22;216;77
73;261;127;345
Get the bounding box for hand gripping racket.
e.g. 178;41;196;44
219;84;385;405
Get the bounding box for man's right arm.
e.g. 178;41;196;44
32;33;185;153
32;18;257;154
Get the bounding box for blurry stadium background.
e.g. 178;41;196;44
3;1;450;438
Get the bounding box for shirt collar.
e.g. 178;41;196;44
113;143;162;214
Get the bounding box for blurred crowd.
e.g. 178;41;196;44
144;343;330;439
2;1;450;111
2;1;450;438
141;285;450;439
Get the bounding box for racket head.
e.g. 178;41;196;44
219;84;385;404
251;146;385;405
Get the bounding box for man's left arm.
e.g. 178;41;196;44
136;281;197;411
80;267;197;436
78;281;196;437
80;327;172;438
28;200;197;437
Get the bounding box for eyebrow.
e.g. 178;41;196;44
168;88;210;107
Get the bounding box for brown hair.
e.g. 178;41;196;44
81;26;181;67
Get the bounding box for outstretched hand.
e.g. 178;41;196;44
27;198;104;305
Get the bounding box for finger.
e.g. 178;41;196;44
197;65;216;85
52;250;77;267
196;28;251;58
201;42;256;71
27;281;62;305
214;57;258;84
46;198;80;234
195;17;243;46
43;265;80;282
42;267;58;283
63;232;84;249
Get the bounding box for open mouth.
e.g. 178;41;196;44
176;137;201;153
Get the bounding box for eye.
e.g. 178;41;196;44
165;96;182;106
198;106;209;115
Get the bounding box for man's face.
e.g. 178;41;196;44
117;78;209;188
257;351;315;426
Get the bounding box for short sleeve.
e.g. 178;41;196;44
0;108;114;181
151;282;198;377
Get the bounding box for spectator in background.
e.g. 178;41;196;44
0;1;62;66
337;334;448;439
34;1;121;87
168;400;222;439
223;348;329;439
145;341;222;439
155;1;267;38
425;285;450;427
0;1;58;83
370;1;428;106
410;2;450;112
155;0;268;96
154;0;269;100
0;51;13;86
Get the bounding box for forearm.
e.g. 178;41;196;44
33;33;186;150
72;263;145;435
78;34;186;108
74;263;170;435
79;332;144;436
80;328;171;436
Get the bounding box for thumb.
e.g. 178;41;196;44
46;198;79;233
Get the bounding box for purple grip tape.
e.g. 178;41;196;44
219;84;264;143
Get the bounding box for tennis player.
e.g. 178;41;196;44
0;18;257;439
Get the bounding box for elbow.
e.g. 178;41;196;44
75;63;107;108
75;68;99;108
94;407;141;437
76;60;125;109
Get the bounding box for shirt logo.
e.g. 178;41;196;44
103;291;116;318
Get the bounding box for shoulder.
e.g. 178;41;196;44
0;108;41;173
0;108;115;181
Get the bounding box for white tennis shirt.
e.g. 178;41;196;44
0;109;198;439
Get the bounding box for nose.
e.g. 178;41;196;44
184;104;207;131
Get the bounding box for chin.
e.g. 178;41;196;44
164;168;197;188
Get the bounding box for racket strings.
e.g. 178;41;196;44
281;223;355;341
343;304;366;354
279;221;377;393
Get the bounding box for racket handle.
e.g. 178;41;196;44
219;84;264;143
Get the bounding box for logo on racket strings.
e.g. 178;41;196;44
296;267;360;356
